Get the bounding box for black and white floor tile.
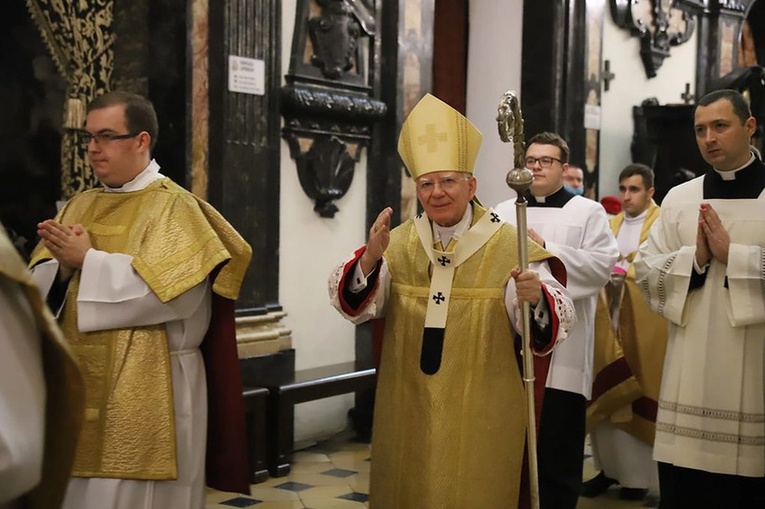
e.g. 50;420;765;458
207;434;659;508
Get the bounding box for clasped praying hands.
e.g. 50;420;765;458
696;203;730;267
37;220;92;280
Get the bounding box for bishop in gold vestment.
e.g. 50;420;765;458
328;94;575;508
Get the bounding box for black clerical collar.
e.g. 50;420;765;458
528;186;575;208
703;156;765;199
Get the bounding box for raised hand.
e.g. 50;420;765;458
360;207;393;275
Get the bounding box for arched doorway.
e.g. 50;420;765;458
0;0;65;259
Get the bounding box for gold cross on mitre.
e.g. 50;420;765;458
397;93;482;180
418;124;448;152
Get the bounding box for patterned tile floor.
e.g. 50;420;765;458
206;433;659;508
206;434;370;509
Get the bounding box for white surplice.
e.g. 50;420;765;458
635;176;765;477
31;161;212;509
495;194;619;398
591;423;658;489
0;276;45;509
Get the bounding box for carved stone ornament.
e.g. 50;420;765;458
282;84;386;217
610;0;696;78
309;0;359;79
282;0;386;217
295;136;357;218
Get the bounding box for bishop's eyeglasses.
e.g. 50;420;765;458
415;175;470;193
524;156;563;168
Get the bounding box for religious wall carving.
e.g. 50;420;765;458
609;0;696;78
282;0;386;217
309;0;367;79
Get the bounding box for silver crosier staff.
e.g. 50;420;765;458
496;90;540;509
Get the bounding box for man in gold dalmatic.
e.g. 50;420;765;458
29;91;252;509
584;164;667;501
328;93;576;508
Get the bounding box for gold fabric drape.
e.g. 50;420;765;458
25;0;115;198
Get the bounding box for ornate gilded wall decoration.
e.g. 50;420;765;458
26;0;115;198
282;0;385;217
609;0;695;78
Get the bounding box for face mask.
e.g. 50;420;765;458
564;185;584;196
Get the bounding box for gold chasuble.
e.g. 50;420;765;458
370;204;554;508
588;203;667;444
0;229;85;509
29;178;250;480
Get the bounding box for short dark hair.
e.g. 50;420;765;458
527;132;570;163
618;163;654;189
695;89;753;125
87;91;159;151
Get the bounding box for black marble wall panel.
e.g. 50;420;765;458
112;0;187;187
208;0;282;314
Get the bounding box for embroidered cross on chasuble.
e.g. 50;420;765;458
414;207;503;374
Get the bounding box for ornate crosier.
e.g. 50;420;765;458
496;90;539;509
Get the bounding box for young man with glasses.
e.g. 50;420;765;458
29;91;252;509
495;132;618;509
329;94;576;508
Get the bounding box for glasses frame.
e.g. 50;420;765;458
79;130;140;146
415;175;471;193
524;156;564;169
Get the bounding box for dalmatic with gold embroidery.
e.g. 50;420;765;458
588;202;667;445
29;178;250;481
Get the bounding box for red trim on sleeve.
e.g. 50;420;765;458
533;285;560;356
338;246;381;316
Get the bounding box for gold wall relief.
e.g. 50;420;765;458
190;0;209;200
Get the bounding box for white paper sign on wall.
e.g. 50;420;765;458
584;104;602;130
228;55;265;95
